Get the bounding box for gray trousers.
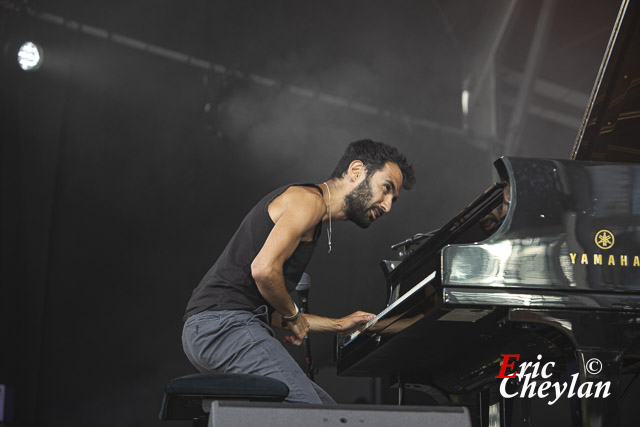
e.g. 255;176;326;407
182;306;335;404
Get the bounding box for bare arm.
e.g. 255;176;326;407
250;188;325;345
272;311;375;335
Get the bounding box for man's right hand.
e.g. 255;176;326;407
282;314;310;346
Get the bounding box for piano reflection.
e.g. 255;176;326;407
336;1;640;426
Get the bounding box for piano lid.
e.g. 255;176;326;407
571;0;640;162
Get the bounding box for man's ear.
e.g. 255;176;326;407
347;160;365;182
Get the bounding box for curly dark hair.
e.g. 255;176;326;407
329;139;415;190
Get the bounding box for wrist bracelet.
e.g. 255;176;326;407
281;303;300;326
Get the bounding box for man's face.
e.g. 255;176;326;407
480;184;511;233
344;162;403;228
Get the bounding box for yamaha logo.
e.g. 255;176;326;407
595;230;615;250
570;229;639;267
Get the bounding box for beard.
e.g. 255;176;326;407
343;178;376;228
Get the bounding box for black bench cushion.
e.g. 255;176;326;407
160;373;289;421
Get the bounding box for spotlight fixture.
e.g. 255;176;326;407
461;89;470;117
17;41;43;71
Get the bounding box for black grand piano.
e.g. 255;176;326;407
336;1;640;426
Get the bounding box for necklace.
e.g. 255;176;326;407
323;182;332;253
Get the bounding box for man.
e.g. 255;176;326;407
182;139;415;404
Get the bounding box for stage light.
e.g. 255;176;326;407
17;41;43;71
461;89;470;117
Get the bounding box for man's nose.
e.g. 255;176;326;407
381;197;392;213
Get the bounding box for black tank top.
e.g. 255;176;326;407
183;183;323;321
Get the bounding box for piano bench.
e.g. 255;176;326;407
159;373;289;426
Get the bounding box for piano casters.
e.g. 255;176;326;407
296;273;317;381
509;309;634;427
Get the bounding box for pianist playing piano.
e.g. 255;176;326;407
181;139;416;404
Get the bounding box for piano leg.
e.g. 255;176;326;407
565;358;582;427
486;387;515;427
450;391;511;427
517;395;532;427
397;376;405;405
479;389;490;427
574;349;623;427
500;393;515;427
509;309;637;427
450;393;485;427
